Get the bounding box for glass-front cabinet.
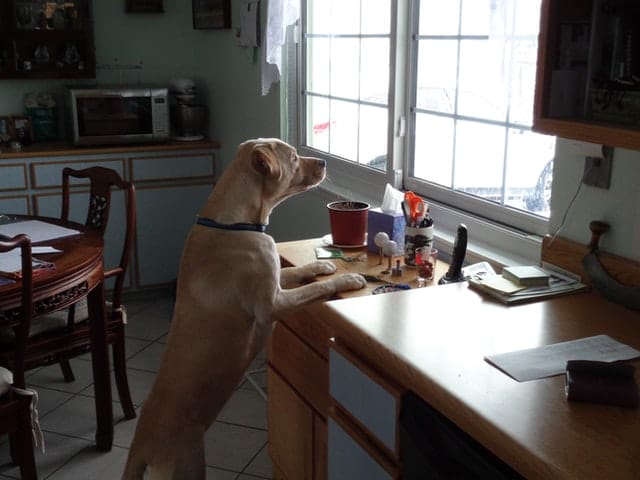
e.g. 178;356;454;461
533;0;640;150
0;0;95;79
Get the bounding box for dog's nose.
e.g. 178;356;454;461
317;159;326;168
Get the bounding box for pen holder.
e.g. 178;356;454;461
404;224;434;267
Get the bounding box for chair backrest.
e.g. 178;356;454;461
0;234;32;389
61;166;136;308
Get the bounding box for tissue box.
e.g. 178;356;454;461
367;208;406;252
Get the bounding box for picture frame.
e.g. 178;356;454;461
126;0;164;13
0;116;12;145
10;115;33;146
192;0;231;29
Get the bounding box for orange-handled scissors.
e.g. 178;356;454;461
404;191;426;226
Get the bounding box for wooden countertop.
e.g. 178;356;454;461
0;139;220;159
278;239;640;480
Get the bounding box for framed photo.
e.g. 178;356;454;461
193;0;231;29
126;0;164;13
10;116;33;146
0;116;12;144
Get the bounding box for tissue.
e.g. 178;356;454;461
367;184;406;252
381;183;404;214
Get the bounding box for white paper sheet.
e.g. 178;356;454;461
485;335;640;382
0;220;80;243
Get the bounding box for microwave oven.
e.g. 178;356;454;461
64;85;170;146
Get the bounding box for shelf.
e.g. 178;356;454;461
533;0;640;151
0;0;95;79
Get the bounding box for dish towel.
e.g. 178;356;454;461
261;0;299;96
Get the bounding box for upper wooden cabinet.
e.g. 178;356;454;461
534;0;640;151
0;0;95;79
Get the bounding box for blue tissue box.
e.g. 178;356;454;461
367;208;406;252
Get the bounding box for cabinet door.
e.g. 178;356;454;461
268;367;314;480
135;183;212;286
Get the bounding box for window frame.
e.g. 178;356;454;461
285;0;549;265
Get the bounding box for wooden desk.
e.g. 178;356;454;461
0;217;113;451
270;238;640;480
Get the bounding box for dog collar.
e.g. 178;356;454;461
196;216;267;233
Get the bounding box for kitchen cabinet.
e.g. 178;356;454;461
533;0;640;150
0;141;218;290
0;0;95;79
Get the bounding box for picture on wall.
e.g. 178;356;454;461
193;0;231;29
0;117;12;144
10;116;33;146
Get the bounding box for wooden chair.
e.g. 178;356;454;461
57;166;137;419
0;234;38;479
0;167;137;420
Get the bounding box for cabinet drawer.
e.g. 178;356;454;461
0;164;27;191
329;342;402;459
131;152;215;182
268;321;328;415
31;159;125;188
327;416;398;480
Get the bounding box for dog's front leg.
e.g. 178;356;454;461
275;273;366;311
280;260;338;288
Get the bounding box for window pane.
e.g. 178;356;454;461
414;113;454;188
329;99;358;160
307;96;330;151
454;120;505;203
306;37;330;95
361;0;391;34
457;40;508;121
508;37;539;125
505;129;555;215
330;38;360;99
359;104;387;167
330;0;361;35
360;38;389;104
419;0;460;35
460;0;490;36
416;40;457;113
307;0;332;33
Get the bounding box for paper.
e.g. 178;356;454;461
0;220;80;243
485;335;640;382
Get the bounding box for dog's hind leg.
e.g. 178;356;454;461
280;260;337;288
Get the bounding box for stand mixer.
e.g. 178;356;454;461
170;78;207;141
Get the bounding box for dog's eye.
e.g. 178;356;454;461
291;153;298;162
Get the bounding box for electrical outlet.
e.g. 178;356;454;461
583;148;613;189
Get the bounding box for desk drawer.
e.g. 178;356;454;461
268;321;328;414
329;342;402;459
328;416;398;480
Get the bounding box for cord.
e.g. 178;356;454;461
546;161;595;248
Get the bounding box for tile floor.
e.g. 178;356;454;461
0;291;273;479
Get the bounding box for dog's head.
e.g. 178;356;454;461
238;138;326;206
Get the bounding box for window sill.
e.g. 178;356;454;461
317;183;543;270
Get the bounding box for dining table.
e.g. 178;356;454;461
0;215;113;451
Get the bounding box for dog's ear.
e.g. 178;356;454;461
251;145;281;179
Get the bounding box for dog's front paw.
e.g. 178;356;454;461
335;273;367;292
305;260;337;276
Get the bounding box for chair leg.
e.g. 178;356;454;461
112;329;136;419
13;393;38;480
59;359;75;383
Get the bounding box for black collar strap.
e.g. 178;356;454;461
196;216;267;233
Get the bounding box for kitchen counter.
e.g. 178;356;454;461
269;237;640;479
0;139;220;159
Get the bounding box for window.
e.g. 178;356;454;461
292;0;554;242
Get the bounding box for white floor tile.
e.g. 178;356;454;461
204;422;268;472
243;443;274;478
125;342;166;373
45;445;129;480
218;388;268;430
27;359;95;394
